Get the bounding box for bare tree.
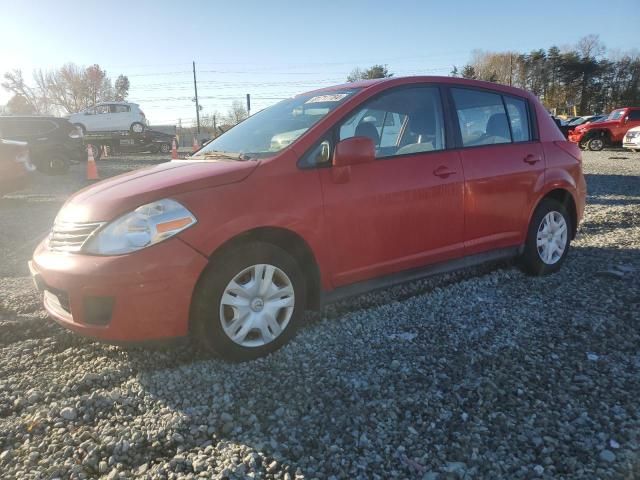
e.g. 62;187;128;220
1;70;39;112
114;75;130;101
347;65;393;82
2;63;130;114
225;100;248;125
6;94;35;114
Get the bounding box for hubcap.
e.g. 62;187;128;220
590;139;603;150
536;211;568;265
219;264;295;348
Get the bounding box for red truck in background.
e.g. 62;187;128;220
568;107;640;151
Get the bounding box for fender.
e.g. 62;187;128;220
525;167;579;234
174;158;333;290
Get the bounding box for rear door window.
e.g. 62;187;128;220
111;104;130;113
504;96;531;142
452;88;512;147
0;119;56;137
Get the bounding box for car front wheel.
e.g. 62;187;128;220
191;242;306;361
130;122;145;133
521;198;572;276
587;137;605;151
160;143;171;154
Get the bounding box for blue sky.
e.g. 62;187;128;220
0;0;636;125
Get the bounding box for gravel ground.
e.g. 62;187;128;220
0;150;638;480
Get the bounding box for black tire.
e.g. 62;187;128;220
73;123;86;135
160;143;171;154
587;136;605;151
521;198;572;276
130;122;145;134
191;242;307;361
37;153;69;175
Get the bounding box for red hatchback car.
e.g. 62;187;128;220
30;77;586;360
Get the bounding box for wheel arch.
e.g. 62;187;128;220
532;187;578;239
196;226;323;311
584;128;611;142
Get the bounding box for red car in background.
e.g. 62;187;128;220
30;76;586;360
568;107;640;151
0;138;34;195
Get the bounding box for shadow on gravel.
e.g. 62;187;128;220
113;244;640;478
584;173;640;199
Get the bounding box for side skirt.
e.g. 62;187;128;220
320;246;523;306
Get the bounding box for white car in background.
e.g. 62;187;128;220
69;102;147;134
623;126;640;152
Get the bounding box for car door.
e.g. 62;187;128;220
450;87;545;255
317;85;465;287
81;107;99;131
109;104;131;130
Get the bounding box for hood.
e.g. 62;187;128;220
59;159;259;222
576;119;616;131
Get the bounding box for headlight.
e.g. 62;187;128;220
83;199;196;255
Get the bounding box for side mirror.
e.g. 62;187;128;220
333;136;375;167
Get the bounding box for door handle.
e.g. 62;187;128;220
523;154;541;165
433;165;456;178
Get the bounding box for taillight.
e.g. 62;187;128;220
554;141;582;162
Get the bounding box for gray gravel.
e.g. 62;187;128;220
0;150;639;479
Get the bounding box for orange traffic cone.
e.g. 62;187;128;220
171;139;178;160
192;136;199;153
86;144;99;180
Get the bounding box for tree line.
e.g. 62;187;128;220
454;35;639;115
2;64;130;115
348;36;639;116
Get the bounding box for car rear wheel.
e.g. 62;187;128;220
130;122;145;134
191;242;306;361
38;153;69;175
521;198;572;276
160;143;171;154
587;137;605;151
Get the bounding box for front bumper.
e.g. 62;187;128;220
623;136;640;150
568;131;585;144
29;237;208;342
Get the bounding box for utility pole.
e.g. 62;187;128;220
509;54;513;87
213;114;217;137
193;61;201;134
246;93;251;117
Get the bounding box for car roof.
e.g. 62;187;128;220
0;115;66;121
297;75;536;100
95;101;138;106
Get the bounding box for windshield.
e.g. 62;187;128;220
607;109;625;121
194;89;361;160
568;117;588;126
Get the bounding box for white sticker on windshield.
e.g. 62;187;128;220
305;94;349;104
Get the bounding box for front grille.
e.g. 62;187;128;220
49;221;104;253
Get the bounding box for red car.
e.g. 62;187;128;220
0;138;34;195
30;77;586;360
568;107;640;151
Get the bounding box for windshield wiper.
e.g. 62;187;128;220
191;151;239;161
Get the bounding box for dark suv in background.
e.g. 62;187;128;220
0;116;84;174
